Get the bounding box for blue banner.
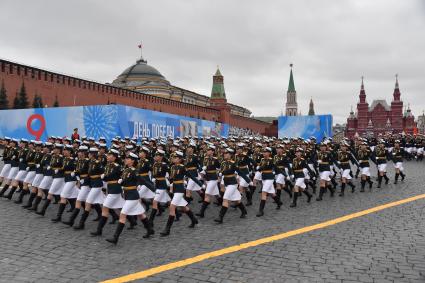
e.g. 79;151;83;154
0;105;229;141
278;115;333;140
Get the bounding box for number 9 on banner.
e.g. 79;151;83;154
26;114;46;141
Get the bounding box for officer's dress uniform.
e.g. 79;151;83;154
184;154;202;192
152;161;171;203
202;156;221;196
48;153;65;196
38;153;53;192
258;157;275;194
102;162;125;209
23;148;37;185
86;158;105;205
357;149;371;177
31;150;46;189
392;146;406;183
121;166;145;215
60;156;78;199
317;151;332;182
337;150;356;180
0;144;12;180
5;144;19;183
76;158;90;202
252;151;263;181
137;158;155;200
14;146;29;183
221;160;241;202
235;152;251;188
375;146;388;173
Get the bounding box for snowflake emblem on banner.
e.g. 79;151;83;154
83;105;117;140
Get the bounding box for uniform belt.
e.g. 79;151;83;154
377;157;386;159
294;169;304;172
207;170;217;173
360;160;368;162
186;167;197;170
123;186;137;190
79;174;88;178
319;162;329;164
90;175;101;178
138;173;149;176
173;180;184;184
262;170;273;173
155;177;166;181
64;170;74;174
107;180;119;184
238;166;248;169
52;167;62;170
27;162;35;165
224;174;236;178
277;166;285;168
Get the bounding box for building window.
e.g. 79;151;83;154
24;68;28;76
0;62;4;72
44;72;48;81
38;71;41;80
50;74;54;82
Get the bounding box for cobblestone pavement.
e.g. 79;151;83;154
0;162;424;283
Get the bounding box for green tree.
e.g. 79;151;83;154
53;95;59;107
18;82;29;109
0;80;8;110
13;92;20;109
32;93;43;108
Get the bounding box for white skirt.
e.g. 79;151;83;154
49;178;64;195
186;178;202;191
23;171;36;184
275;173;285;185
103;193;125;209
319;171;331;181
342;169;352;180
0;164;11;178
154;189;171;203
39;176;53;190
205;180;219;196
31;174;44;187
394;162;404;171
15;170;28;182
138;185;155;199
238;176;250;187
7;167;19;180
121;199;145;215
86;187;105;204
254;171;262;181
377;163;387;173
361;167;371;177
261;179;275;194
60;181;77;199
295;178;306;189
171;192;188;207
77;185;91;202
223;184;242;201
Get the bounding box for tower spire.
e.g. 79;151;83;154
308;97;315;115
393;74;401;101
285;63;298;116
361;76;364;91
288;63;295;92
211;66;225;99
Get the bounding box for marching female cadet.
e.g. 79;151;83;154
136;146;155;211
273;144;292;202
160;151;198;236
392;140;406;184
316;142;335;201
235;143;253;206
148;149;170;226
4;139;29;200
52;145;77;223
15;140;38;204
195;145;220;218
375;141;390;188
91;149;125;236
22;141;44;208
0;137;12;195
63;146;90;227
73;147;104;230
336;142;357;196
106;152;154;244
28;142;52;211
184;143;204;203
256;147;282;217
290;147;313;207
36;143;64;216
214;148;247;223
357;142;374;192
252;143;263;193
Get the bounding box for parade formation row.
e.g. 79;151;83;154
0;134;421;245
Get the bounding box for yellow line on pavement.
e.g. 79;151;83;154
101;193;425;283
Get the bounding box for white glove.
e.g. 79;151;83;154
166;179;170;186
249;181;254;186
76;176;80;180
80;179;84;184
256;166;260;170
19;158;23;162
54;169;58;174
151;178;156;183
36;164;40;168
47;166;51;170
202;184;206;189
290;175;294;180
101;174;105;179
71;172;75;177
219;172;223;177
26;167;29;171
286;176;291;181
118;179;123;184
202;166;207;171
200;171;206;175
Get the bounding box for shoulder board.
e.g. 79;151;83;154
114;162;119;166
230;160;235;163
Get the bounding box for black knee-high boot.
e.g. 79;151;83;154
160;215;175;236
36;199;51;216
93;204;102;221
331;178;338;189
0;184;9;197
367;176;373;188
360;179;366;192
67;198;76;212
283;186;293;198
245;189;253;206
383;174;389;184
74;210;89;230
377;175;382;188
5;186;17;200
348;181;356;192
53;194;60;204
256;200;266;217
141;217;155;238
28;195;42;211
237;203;247;218
63;207;80;226
14;189;28;204
214;206;228;223
316;187;325;201
400;172;405;181
148;208;157;227
91;216;108;236
394;173;399;184
196;201;209;218
290;192;298;207
51;203;66;222
339;183;346;196
303;190;312;202
109;209;119;224
141;199;151;212
23;192;36;208
327;185;335;197
186;210;198;227
106;222;125;244
127;215;138;230
273;194;282;209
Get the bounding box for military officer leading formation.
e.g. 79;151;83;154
0;133;419;244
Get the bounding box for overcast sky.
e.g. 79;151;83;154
1;0;424;124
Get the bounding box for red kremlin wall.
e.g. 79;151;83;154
0;59;275;135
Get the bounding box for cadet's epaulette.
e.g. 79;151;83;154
162;162;167;165
213;157;218;160
59;154;63;157
130;167;135;171
230;160;235;164
114;162;119;166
